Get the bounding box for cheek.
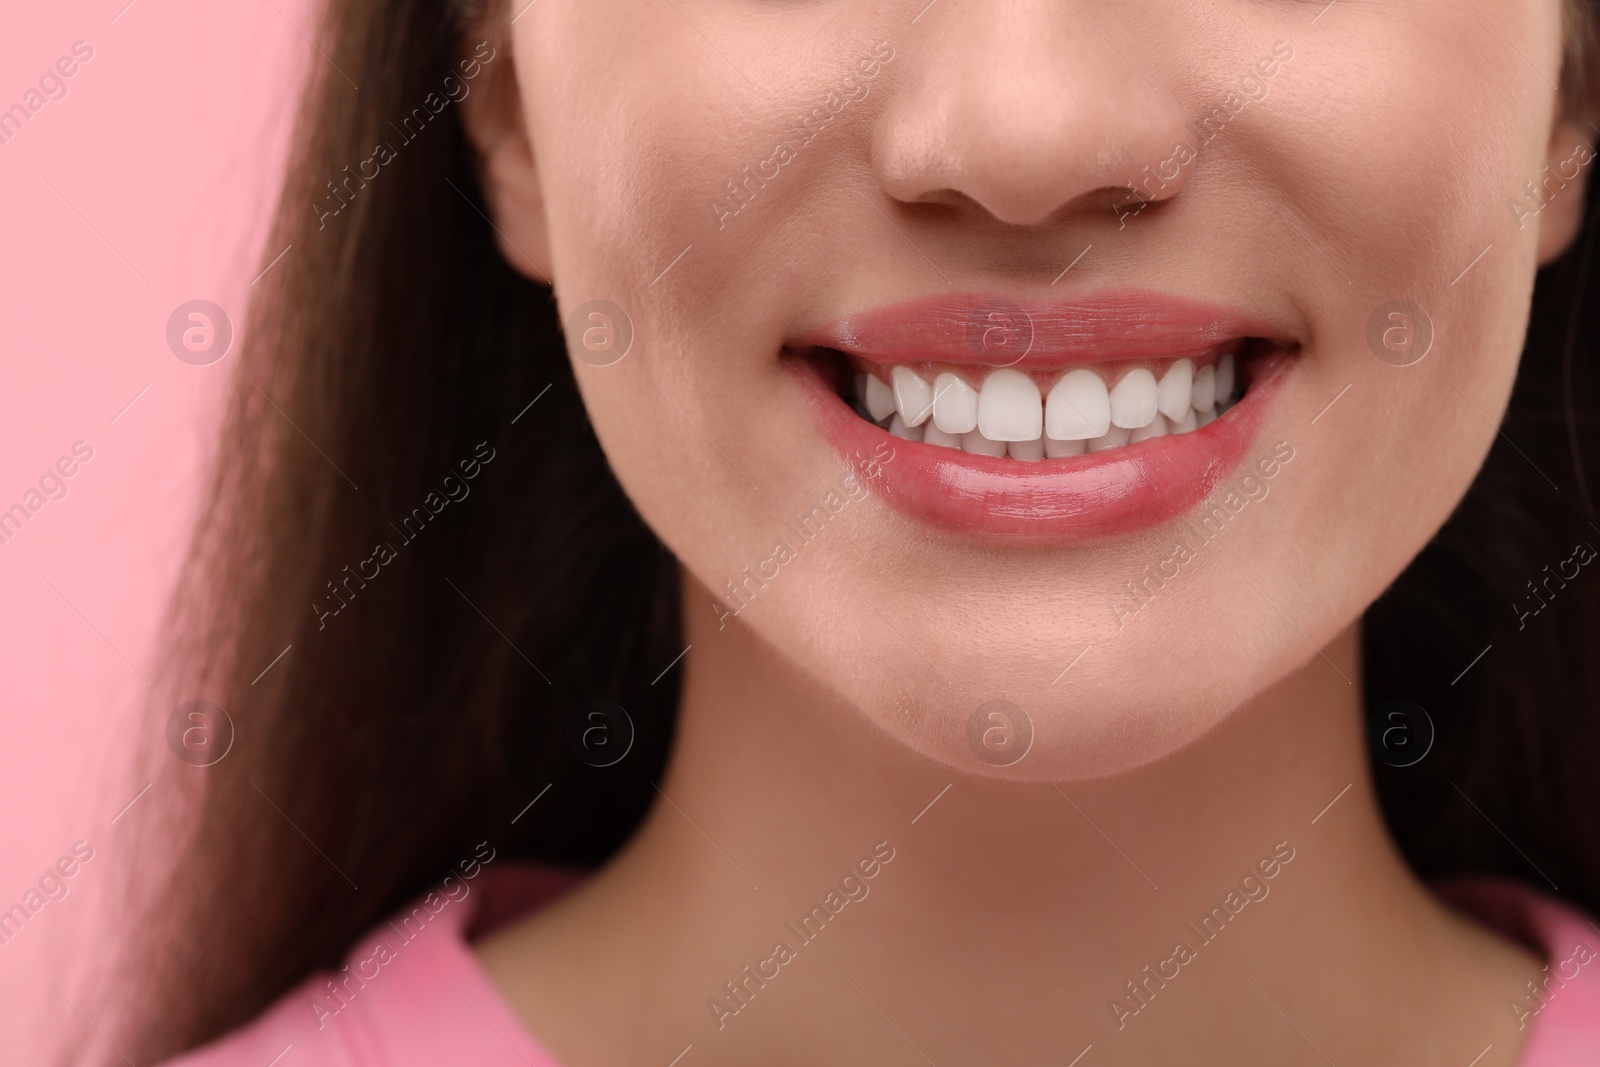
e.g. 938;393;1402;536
518;11;892;604
1261;6;1555;318
1113;4;1562;739
1252;9;1554;575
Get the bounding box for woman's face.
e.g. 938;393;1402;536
479;0;1585;778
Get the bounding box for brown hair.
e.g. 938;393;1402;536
98;0;1600;1062
106;0;681;1060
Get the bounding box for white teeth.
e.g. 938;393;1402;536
1085;425;1132;453
932;372;979;434
1214;354;1235;405
1109;368;1159;429
864;374;896;421
960;429;1007;458
892;365;935;426
1129;414;1169;444
861;355;1240;457
1156;360;1194;422
1045;369;1111;441
1191;364;1216;412
922;421;962;449
1045;435;1087;458
1008;435;1045;461
977;369;1043;442
888;413;923;442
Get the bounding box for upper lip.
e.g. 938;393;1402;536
797;289;1295;368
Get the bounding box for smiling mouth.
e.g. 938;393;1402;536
787;291;1298;541
825;343;1274;459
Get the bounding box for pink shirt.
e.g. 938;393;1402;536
163;867;1600;1066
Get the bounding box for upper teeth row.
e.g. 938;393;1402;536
859;356;1235;450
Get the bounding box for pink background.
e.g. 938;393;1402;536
0;0;312;1058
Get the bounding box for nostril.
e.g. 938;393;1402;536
869;14;1198;230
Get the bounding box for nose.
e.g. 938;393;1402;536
872;2;1195;227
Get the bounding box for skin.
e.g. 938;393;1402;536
464;0;1597;1063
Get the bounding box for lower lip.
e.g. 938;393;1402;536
788;355;1290;543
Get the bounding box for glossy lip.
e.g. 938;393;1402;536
800;290;1295;368
788;348;1292;544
